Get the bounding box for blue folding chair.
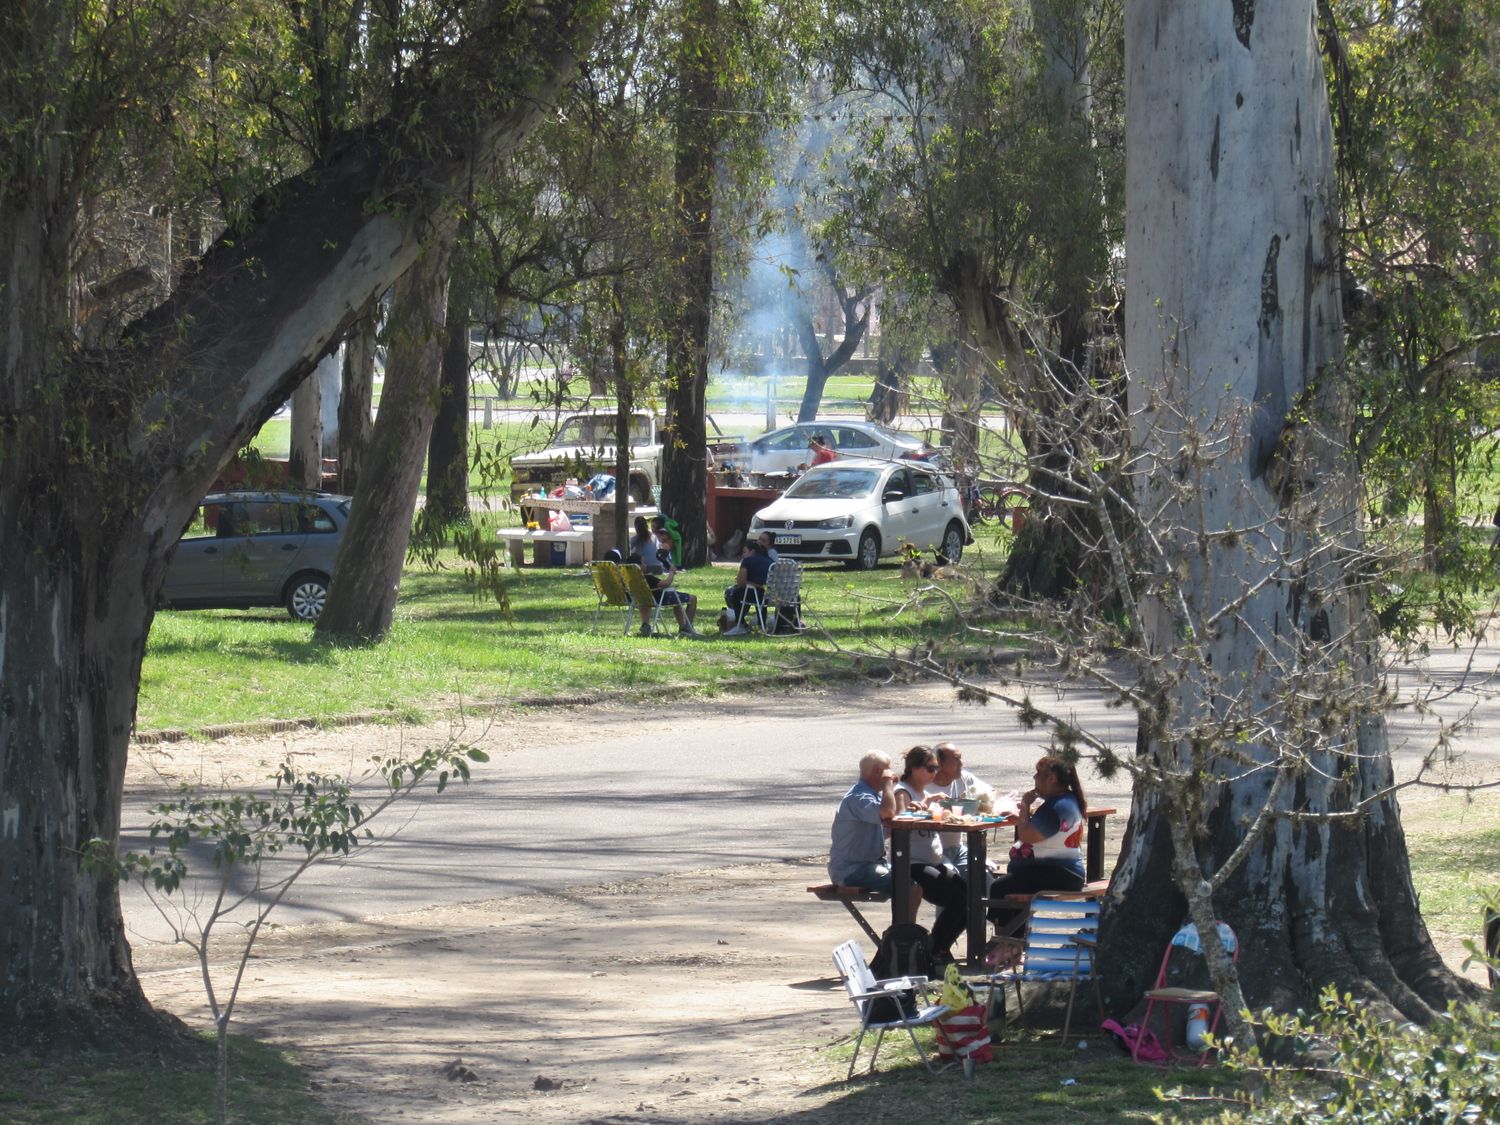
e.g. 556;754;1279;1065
984;893;1101;1042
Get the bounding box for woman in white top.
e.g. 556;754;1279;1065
892;745;969;964
894;756;946;867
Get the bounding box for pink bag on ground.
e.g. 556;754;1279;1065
1100;1018;1169;1064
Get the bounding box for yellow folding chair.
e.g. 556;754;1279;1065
588;561;633;635
617;563;664;636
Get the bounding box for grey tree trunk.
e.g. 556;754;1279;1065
318;237;453;641
792;288;869;423
426;273;472;527
1099;0;1467;1021
339;304;380;495
869;324;908;425
660;0;719;566
610;276;633;552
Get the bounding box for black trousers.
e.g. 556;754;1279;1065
911;862;968;958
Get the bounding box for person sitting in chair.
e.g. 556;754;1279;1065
722;539;773;635
647;525;702;638
629;515;659;570
929;742;988;873
625;519;701;638
892;744;969;967
985;754;1087;967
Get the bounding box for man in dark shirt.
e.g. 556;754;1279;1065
723;541;773;635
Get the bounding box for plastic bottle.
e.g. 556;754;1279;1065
1185;1002;1211;1050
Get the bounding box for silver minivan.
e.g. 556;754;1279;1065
161;491;350;621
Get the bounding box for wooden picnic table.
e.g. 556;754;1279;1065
888;806;1117;968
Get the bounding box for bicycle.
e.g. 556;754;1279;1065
968;483;1027;528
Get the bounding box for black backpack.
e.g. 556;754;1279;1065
865;923;933;1022
870;922;934;980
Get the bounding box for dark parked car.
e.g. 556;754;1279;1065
161;491;350;621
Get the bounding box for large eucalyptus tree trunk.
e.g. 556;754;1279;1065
0;1;591;1043
1098;0;1466;1020
339;304;380;495
288;365;325;489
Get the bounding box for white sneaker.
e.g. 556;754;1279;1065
722;624;748;636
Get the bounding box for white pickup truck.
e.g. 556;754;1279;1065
508;410;664;505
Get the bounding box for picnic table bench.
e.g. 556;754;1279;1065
806;883;891;944
497;527;593;567
516;498;658;560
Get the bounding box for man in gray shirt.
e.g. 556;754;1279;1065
828;751;898;890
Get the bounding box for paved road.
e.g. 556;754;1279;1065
120;643;1500;945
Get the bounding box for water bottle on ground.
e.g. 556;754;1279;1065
1185;1002;1211;1050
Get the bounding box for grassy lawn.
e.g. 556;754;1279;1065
824;1032;1233;1122
1406;803;1500;967
0;1034;346;1124
137;522;1019;734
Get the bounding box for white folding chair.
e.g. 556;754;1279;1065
831;940;950;1078
764;558;805;633
724;584;767;635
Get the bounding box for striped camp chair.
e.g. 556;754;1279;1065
983;893;1101;1042
764;558;806;633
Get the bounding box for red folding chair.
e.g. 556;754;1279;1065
1134;921;1238;1066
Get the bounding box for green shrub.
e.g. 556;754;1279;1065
1207;988;1500;1123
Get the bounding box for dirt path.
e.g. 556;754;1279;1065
128;701;877;1121
134;858;873;1123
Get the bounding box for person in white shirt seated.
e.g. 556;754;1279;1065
929;742;987;873
891;744;970;966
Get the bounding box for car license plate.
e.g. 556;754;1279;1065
776;534;802;545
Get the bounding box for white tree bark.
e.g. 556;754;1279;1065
1104;0;1466;1019
288;368;324;489
318;349;342;460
